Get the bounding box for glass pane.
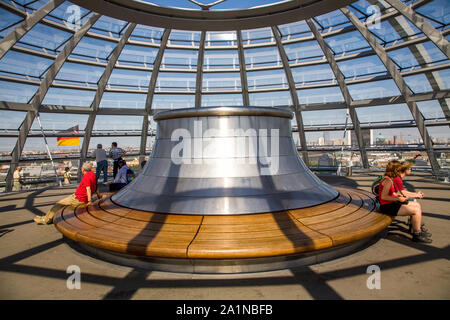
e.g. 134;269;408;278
168;30;201;46
91;16;128;38
291;64;336;86
356;104;414;124
30;112;88;131
347;79;400;100
55;62;104;87
284;40;323;63
152;94;195;109
0;8;23;31
306;130;351;146
108;68;151;90
247;69;287;90
249;91;292;107
204;50;239;70
404;74;433;93
42;87;96;107
130;25;164;43
416;99;446;119
241;27;273;45
201;94;243;107
46;1;91;29
314;10;351;30
161;49;198;70
99;92;147;109
324;31;370;56
431;69;450;89
0;80;38;103
202;72;241;92
388;47;420;70
0;50;53;80
0;110;26;130
277;21;312;40
18;24;72;52
118;44;159;67
416;0;450;26
337;55;387;79
93;115;143;131
71;36;116;61
244;46;281;68
427;125;450;145
303;109;352;127
205;31;237;47
156;72;196;92
297;86;344;104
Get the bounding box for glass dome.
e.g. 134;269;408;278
0;0;449;191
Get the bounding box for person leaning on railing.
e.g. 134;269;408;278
34;163;103;225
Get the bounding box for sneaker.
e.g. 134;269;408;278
409;222;429;235
412;231;432;243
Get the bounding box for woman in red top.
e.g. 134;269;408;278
394;161;428;235
379;161;431;243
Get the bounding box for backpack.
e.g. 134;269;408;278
126;168;135;183
371;175;384;198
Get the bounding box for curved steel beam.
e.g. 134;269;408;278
306;19;369;168
237;30;250;106
385;0;449;59
0;0;65;60
195;31;206;107
341;7;441;176
271;26;309;164
69;0;357;31
138;29;171;164
78;22;136;181
5;13;101;192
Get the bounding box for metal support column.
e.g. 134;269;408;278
341;7;441;176
0;0;65;60
237;30;250;106
78;22;136;181
195;31;206;108
271;26;309;165
139;29;171;165
385;0;449;59
306;19;369;168
5;14;101;192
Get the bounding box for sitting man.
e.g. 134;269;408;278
34;162;102;225
105;159;134;192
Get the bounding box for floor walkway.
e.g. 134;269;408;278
0;173;448;299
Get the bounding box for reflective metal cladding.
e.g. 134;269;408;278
111;106;339;215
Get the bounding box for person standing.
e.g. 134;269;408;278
13;166;23;191
63;167;71;185
346;153;353;176
34;163;102;225
109;142;126;179
92;144;108;182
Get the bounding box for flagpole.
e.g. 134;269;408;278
36;113;62;187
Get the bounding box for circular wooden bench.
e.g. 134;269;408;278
54;187;392;272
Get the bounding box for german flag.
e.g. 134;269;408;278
56;125;80;147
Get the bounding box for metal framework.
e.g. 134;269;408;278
271;26;309;164
306;19;369;168
78;22;137;181
139;29;171;164
341;7;442;176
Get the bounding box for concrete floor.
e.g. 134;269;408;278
0;173;449;300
